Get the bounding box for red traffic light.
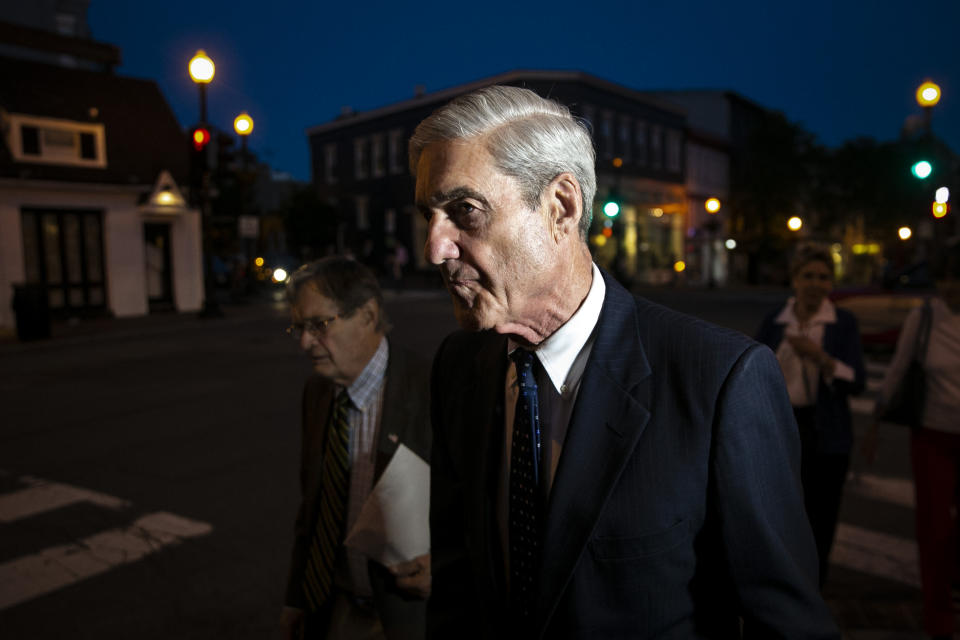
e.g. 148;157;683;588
192;127;211;151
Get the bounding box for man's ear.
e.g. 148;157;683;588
545;173;583;242
360;298;379;329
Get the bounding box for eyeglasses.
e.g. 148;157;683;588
285;315;341;339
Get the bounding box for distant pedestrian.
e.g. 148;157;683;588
280;257;431;640
868;239;960;640
756;242;867;587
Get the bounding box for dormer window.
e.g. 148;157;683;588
6;114;107;168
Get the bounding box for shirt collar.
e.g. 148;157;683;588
775;297;837;326
509;262;606;393
345;336;388;410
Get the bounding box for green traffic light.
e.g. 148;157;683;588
603;201;620;217
911;160;933;179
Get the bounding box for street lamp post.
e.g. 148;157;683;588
233;112;255;290
916;80;941;137
703;198;721;288
189;49;221;317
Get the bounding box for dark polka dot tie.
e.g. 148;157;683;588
509;348;542;623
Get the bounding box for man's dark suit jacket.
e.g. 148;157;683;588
285;342;431;639
428;269;839;639
756;304;867;455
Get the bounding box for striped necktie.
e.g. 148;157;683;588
303;389;350;611
509;348;542;623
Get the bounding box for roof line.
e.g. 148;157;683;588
304;69;686;136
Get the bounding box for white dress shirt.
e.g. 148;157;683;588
335;336;388;597
498;263;606;572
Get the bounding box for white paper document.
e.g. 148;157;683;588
344;444;430;567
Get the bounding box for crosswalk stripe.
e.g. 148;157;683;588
846;472;915;509
0;475;130;523
830;523;919;588
0;511;213;610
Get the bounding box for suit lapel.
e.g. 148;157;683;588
537;271;652;629
375;344;411;479
466;332;511;607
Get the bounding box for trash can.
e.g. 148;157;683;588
11;283;51;341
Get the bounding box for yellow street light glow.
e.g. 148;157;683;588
254;257;264;267
787;216;803;232
592;234;608;247
898;226;912;241
936;187;950;203
234;112;254;136
673;260;686;273
157;191;176;205
189;50;215;84
916;81;941;107
705;198;721;214
612;157;623;168
933;202;948;218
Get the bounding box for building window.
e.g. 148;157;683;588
355;195;370;230
371;134;385;178
55;13;77;36
618;116;632;161
354;137;368;180
388;128;405;175
634;120;648;167
665;128;683;173
579;105;596;136
21;208;106;312
6;114;106;168
323;143;338;184
384;208;396;234
650;125;663;170
600;111;614;159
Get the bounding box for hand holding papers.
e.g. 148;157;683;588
344;444;430;567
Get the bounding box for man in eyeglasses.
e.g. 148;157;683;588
280;257;431;640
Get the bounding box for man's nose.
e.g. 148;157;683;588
424;216;460;266
299;329;316;351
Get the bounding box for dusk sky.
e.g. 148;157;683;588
88;0;959;182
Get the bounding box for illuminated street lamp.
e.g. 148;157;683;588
233;112;253;136
916;81;941;107
787;216;803;232
188;49;220;317
705;198;721;214
898;226;913;241
188;50;215;123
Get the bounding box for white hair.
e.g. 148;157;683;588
409;85;596;239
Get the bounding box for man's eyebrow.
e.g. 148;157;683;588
426;187;491;208
415;186;491;218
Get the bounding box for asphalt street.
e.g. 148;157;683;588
0;284;937;638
